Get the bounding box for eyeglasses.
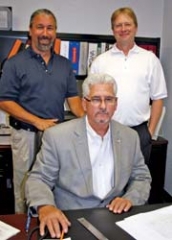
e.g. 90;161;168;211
84;96;117;106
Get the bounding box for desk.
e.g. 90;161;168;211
0;203;170;240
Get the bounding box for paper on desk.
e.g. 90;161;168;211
0;220;20;240
116;205;172;240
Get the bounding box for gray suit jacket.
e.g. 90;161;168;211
25;117;151;210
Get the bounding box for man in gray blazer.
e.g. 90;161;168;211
25;73;151;239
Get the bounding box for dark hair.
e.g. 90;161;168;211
29;9;57;29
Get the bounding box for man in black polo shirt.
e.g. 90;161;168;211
0;9;84;213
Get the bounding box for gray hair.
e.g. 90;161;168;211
82;73;117;97
29;9;57;29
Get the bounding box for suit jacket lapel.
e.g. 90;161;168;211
111;121;122;191
73;117;93;194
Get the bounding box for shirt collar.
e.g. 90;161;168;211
111;43;140;54
85;116;110;140
27;46;55;58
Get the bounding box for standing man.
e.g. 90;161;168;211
90;7;167;165
25;73;151;239
0;9;84;213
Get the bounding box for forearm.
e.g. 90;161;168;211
0;100;58;130
67;96;85;117
0;100;40;125
148;99;163;136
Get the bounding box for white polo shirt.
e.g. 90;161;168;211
90;44;167;126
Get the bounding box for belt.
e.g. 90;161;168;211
9;116;38;132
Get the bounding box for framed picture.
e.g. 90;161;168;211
0;7;12;30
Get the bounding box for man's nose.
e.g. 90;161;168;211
99;99;106;108
42;27;49;35
121;23;127;31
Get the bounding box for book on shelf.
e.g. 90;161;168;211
139;44;157;54
87;42;98;69
60;40;70;59
78;41;88;76
53;38;61;54
108;43;114;50
105;42;114;51
69;41;80;75
100;42;106;54
7;39;25;59
97;42;102;56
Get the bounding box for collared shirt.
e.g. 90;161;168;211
0;47;78;121
90;44;167;126
86;116;114;199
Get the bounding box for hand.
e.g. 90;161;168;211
34;118;58;131
38;205;71;238
106;197;132;214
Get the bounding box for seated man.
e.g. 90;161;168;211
25;73;151;239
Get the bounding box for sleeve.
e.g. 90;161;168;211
25;129;59;209
122;133;152;205
149;53;167;100
0;58;20;101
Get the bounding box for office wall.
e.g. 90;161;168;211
161;0;172;195
0;0;163;37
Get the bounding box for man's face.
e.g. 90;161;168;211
112;13;137;45
29;13;57;53
82;83;117;127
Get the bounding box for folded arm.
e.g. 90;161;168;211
0;100;58;130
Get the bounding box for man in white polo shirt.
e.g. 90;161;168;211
90;7;167;165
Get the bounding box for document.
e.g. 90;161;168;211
116;205;172;240
0;220;20;240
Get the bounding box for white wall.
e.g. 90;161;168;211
0;0;163;37
161;0;172;195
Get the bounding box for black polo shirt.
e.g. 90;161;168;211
0;47;78;121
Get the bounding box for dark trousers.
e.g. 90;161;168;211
131;122;152;166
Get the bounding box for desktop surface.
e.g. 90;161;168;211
0;203;170;240
41;203;170;240
61;208;133;240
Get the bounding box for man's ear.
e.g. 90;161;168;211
114;97;118;111
82;98;87;112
